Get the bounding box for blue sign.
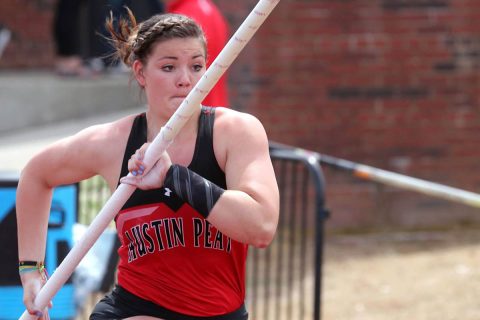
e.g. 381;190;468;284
0;182;77;320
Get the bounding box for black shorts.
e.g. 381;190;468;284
90;285;249;320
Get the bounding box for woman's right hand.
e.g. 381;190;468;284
20;270;52;319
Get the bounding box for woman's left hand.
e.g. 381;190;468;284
120;143;172;190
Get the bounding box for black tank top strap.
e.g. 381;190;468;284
189;106;226;189
119;113;147;182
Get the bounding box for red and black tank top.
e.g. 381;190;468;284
115;107;248;317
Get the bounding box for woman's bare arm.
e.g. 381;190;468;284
207;110;279;248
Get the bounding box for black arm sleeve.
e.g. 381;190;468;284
164;164;225;218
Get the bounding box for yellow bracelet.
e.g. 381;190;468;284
18;261;47;279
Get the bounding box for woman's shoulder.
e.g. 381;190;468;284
70;113;139;184
213;107;269;151
57;113;138;163
76;113;138;141
214;107;264;132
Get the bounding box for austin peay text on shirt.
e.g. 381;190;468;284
124;214;232;263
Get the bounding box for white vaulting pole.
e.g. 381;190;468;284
19;1;280;319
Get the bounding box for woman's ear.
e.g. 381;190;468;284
133;60;146;87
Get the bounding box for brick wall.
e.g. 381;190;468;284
2;0;480;231
217;0;480;231
0;0;55;68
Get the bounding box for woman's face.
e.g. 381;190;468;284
134;37;206;116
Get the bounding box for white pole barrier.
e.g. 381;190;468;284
352;164;480;208
19;1;280;318
279;145;480;208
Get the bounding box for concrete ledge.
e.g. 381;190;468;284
1;71;143;135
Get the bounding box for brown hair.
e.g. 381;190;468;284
105;8;207;67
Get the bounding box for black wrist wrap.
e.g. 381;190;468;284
164;164;225;218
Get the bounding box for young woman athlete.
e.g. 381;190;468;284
17;10;279;320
